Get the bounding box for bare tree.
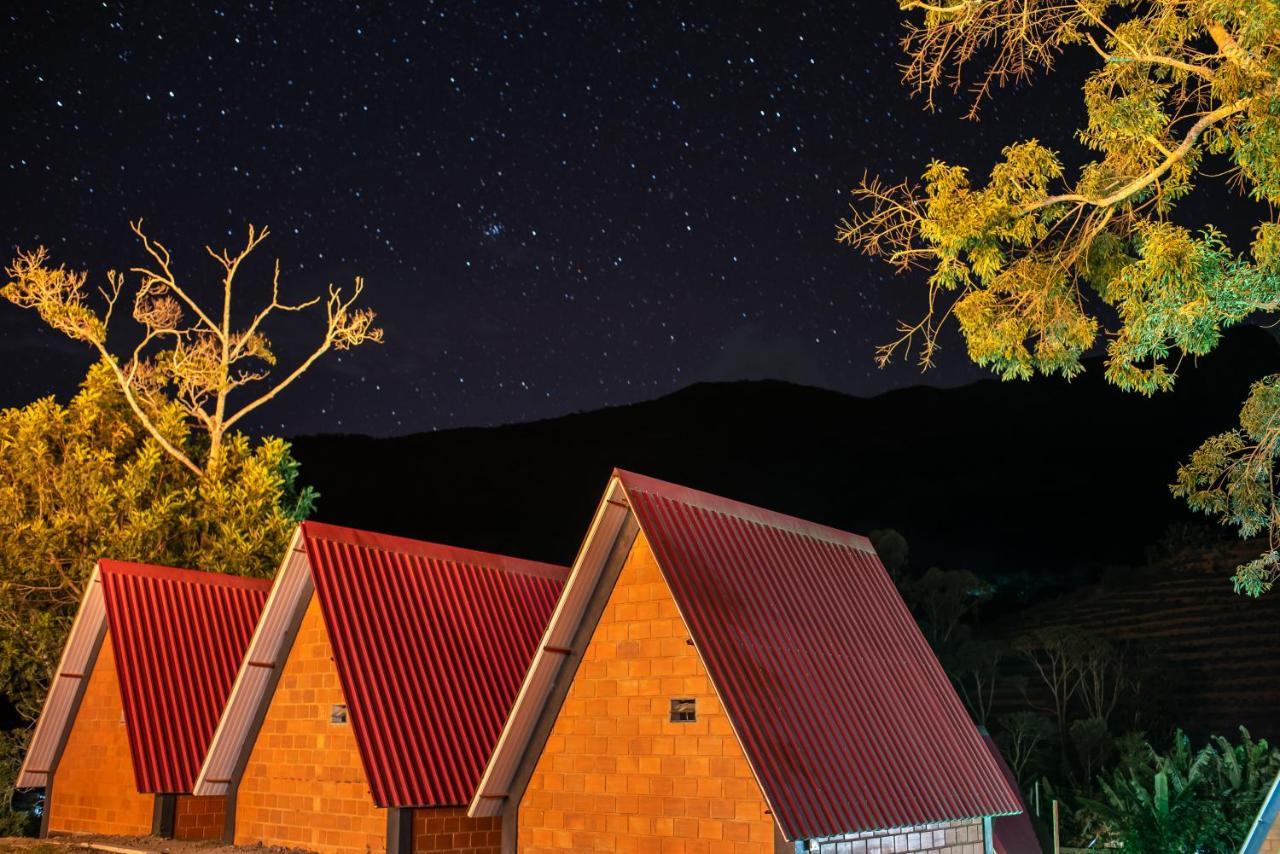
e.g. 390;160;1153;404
4;221;383;475
1076;637;1131;724
1016;626;1089;735
997;710;1055;785
952;638;1006;727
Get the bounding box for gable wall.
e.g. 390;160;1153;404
234;593;387;853
47;631;153;837
516;531;778;853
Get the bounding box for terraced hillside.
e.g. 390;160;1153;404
997;542;1280;741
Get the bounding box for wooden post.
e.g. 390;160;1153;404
1052;798;1060;854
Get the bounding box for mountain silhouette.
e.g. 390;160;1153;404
291;327;1280;596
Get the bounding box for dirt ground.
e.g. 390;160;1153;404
0;836;310;854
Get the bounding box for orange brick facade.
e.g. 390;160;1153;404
234;594;503;854
173;794;227;841
47;632;153;837
517;532;780;853
235;593;387;853
1262;818;1280;854
413;806;501;852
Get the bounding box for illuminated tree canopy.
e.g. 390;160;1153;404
840;0;1280;593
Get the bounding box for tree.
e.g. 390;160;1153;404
906;566;994;651
1078;728;1280;852
997;710;1056;784
4;220;382;476
950;637;1008;726
1016;625;1089;736
0;364;313;722
839;2;1280;592
0;220;380;826
1071;717;1115;785
0;364;315;827
869;528;910;580
1076;635;1129;724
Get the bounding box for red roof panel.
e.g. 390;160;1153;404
99;560;270;794
616;470;1023;840
980;732;1043;853
299;521;568;808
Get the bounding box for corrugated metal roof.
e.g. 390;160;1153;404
617;469;1023;839
979;731;1042;853
301;521;568;808
100;560;271;793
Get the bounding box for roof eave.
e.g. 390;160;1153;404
469;475;636;818
192;525;312;797
16;564;108;789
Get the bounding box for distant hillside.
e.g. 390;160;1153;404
292;327;1280;595
993;541;1280;740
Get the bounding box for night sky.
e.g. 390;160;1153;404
2;1;1088;436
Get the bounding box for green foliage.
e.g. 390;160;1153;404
1071;717;1114;783
844;1;1280;588
0;363;312;719
868;528;910;580
1174;373;1280;595
0;732;35;838
0;362;313;827
1077;728;1280;852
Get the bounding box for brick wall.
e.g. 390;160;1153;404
1263;816;1280;853
234;594;387;853
517;531;779;853
173;794;226;841
413;806;501;852
47;631;154;837
805;820;985;853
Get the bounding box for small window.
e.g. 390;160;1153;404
670;698;696;723
330;704;348;724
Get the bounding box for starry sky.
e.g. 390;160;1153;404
2;1;1091;436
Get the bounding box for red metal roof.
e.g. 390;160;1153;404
980;732;1043;853
299;521;568;808
615;469;1023;840
99;560;270;794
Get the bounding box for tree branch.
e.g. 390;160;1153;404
1028;96;1251;211
1084;33;1216;80
1207;22;1262;73
129;220;223;339
221;337;333;432
231;259;321;361
901;0;974;13
93;346;202;476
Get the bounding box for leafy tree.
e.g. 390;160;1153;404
906;566;994;651
1078;728;1280;852
869;528;910;580
840;2;1280;592
0;221;380;826
1204;727;1280;846
1071;716;1115;784
0;363;314;724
